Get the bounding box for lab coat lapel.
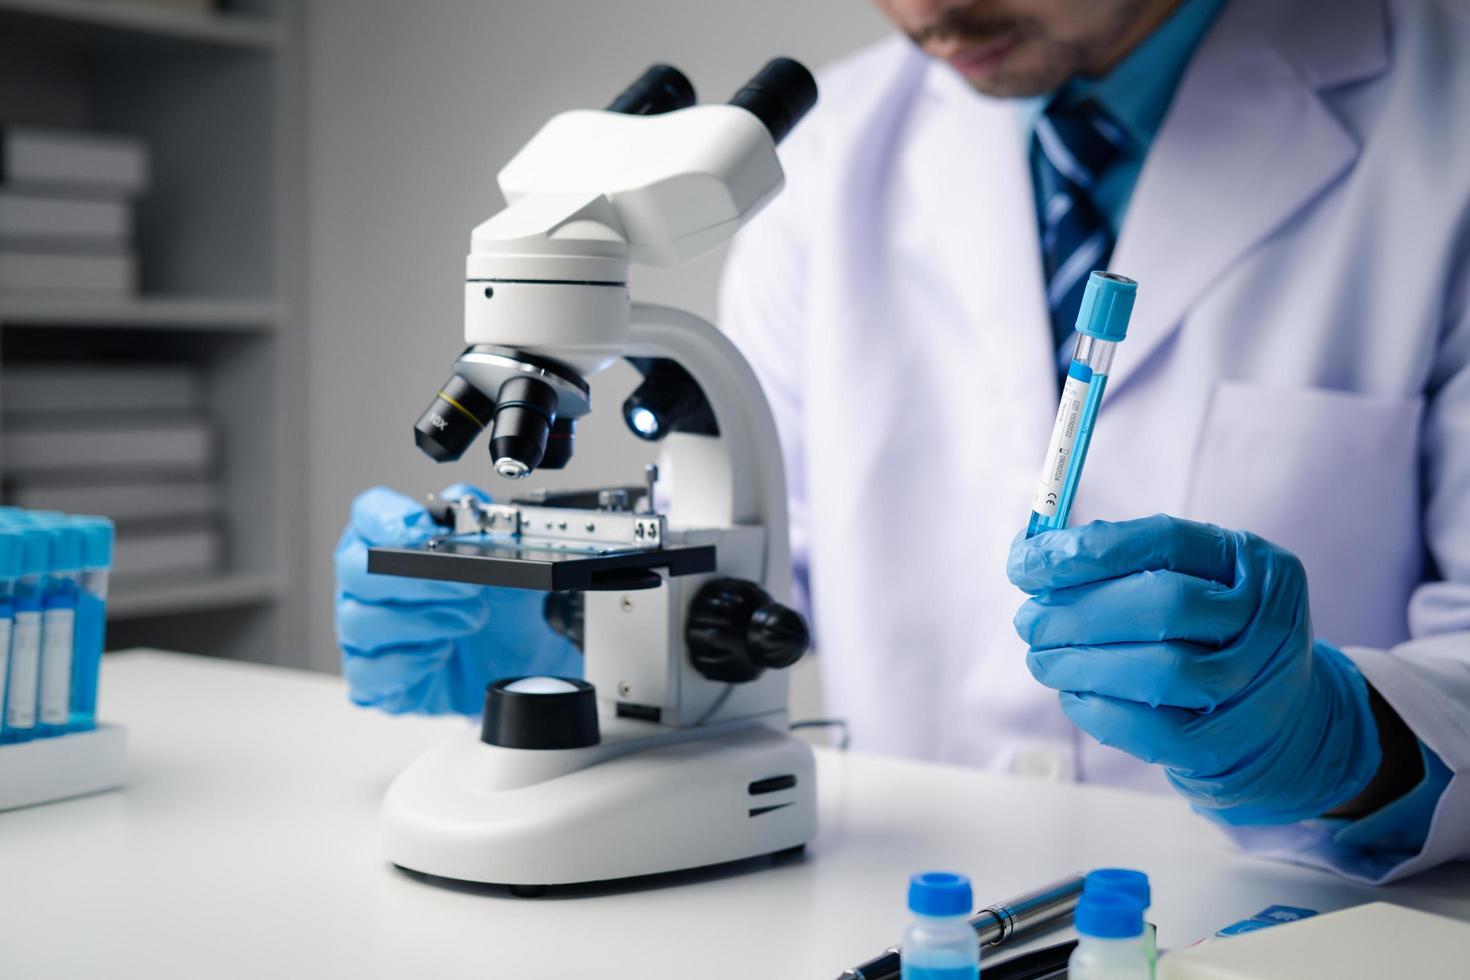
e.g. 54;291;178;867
1107;0;1388;392
912;62;1056;412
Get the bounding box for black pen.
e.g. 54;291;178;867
836;873;1084;980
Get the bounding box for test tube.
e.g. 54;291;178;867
69;517;113;732
1026;272;1138;538
0;530;21;744
2;526;47;743
32;518;83;738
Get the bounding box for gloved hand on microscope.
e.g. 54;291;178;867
334;483;581;714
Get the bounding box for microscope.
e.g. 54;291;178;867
367;59;820;892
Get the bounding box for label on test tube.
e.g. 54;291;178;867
0;618;11;715
38;607;75;726
6;609;42;730
1032;364;1092;518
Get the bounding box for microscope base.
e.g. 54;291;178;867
382;720;816;887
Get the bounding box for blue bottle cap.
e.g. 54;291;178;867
0;528;22;580
1075;891;1145;939
907;871;973;917
1075;271;1138;342
1084;868;1151;909
72;517;115;568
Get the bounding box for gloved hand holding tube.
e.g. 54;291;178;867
1008;515;1385;825
334;483;582;715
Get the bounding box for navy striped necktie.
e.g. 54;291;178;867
1034;99;1127;353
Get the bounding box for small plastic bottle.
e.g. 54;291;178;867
69;517;113;733
1069;890;1150;980
1085;868;1155;969
901;872;979;980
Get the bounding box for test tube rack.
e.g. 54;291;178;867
0;724;128;811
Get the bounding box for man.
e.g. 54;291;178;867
336;0;1470;883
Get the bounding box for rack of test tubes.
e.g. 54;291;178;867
0;507;126;811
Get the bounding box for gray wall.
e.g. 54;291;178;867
304;1;891;671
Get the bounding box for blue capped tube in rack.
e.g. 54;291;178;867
31;518;83;738
1026;272;1139;538
0;530;22;744
2;526;48;742
69;517;113;732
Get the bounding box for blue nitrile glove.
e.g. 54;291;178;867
334;483;582;715
1008;515;1382;826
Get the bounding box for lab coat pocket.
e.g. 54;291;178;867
1184;381;1423;649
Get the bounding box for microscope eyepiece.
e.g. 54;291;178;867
488;375;560;479
728;57;818;145
607;64;697;116
414;374;495;463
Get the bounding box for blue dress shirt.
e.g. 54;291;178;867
1021;0;1228;237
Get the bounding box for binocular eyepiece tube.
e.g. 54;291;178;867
607;58;818;145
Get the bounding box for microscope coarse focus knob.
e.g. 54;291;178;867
686;578;810;683
481;676;600;750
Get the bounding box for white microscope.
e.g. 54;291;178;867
368;59;820;893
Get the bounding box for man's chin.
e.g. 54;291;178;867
959;59;1075;98
939;47;1072;99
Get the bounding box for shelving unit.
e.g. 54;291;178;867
0;0;283;48
0;0;305;667
0;296;282;330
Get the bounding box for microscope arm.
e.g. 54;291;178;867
625;302;794;603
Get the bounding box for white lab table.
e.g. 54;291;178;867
1;650;1467;979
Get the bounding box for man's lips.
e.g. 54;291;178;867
941;33;1023;77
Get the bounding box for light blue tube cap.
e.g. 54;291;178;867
17;527;48;577
72;517;115;568
1075;271;1138;342
0;528;22;580
27;520;83;572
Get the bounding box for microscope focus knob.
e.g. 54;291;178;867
687;578;810;683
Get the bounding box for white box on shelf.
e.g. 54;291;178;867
0;191;131;244
2;363;201;414
0;127;149;197
0;724;128;811
6;477;221;523
114;524;223;578
1;416;214;473
0;250;136;294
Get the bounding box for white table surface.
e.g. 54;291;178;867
2;650;1467;979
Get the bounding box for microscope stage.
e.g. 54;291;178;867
368;537;716;591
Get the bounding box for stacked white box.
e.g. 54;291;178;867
0;127;149;297
1;362;224;583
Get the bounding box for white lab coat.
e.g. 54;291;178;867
718;0;1470;883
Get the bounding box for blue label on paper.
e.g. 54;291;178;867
1215;905;1318;939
